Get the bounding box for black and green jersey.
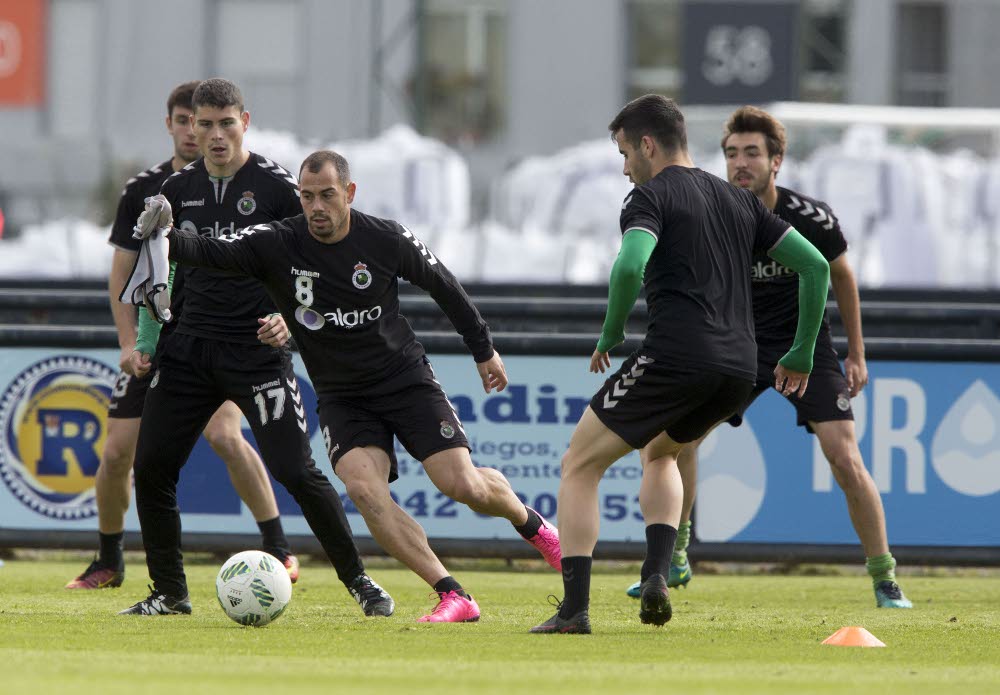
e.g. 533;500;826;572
752;186;847;368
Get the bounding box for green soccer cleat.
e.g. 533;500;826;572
626;560;692;598
874;580;913;609
669;559;692;588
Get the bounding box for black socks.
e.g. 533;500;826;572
559;556;593;619
433;576;468;598
98;531;124;568
513;506;543;539
257;516;291;560
640;524;678;582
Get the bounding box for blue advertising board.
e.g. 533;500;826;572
1;348;998;548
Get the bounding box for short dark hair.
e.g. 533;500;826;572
299;150;351;185
608;94;688;153
166;80;200;116
721;106;787;158
192;78;244;113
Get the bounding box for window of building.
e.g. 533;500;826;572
415;0;507;145
800;0;849;103
895;1;949;106
626;0;682;102
627;0;849;103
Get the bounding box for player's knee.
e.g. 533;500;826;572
204;429;246;461
101;439;135;478
440;473;488;507
827;448;867;485
343;476;389;515
267;461;310;493
559;449;591;478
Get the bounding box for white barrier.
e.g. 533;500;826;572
4;113;1000;286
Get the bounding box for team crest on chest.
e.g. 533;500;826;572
237;191;257;216
352;262;372;290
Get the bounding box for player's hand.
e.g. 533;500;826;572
476;352;508;393
843;353;868;398
774;364;809;398
133;194;173;240
590;349;611;373
257;313;290;347
130;350;152;378
119;345;136;374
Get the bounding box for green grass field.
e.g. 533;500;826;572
2;556;999;695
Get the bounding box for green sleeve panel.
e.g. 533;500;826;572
596;229;657;353
134;261;176;357
767;228;831;373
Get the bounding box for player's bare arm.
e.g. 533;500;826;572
109;249;139;373
828;254;868;397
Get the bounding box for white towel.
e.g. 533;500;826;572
119;227;172;323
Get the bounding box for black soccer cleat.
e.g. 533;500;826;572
530;596;592;634
118;585;192;616
639;573;672;626
349;574;395;617
530;609;592;634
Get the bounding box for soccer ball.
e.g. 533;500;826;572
216;550;292;627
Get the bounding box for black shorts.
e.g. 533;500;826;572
107;370;151;419
728;360;854;433
590;352;755;449
135;332;315;475
317;357;469;483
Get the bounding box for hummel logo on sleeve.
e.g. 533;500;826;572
401;226;438;266
257;157;299;190
219;224;268;243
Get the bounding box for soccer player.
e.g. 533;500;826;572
66;81;299;590
625;106;911;608
119;79;393;618
530;95;831;634
135;149;562;622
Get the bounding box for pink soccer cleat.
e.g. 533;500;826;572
282;554;300;584
66;558;124;589
417;591;481;623
524;508;562;571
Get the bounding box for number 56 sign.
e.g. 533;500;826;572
683;1;799;104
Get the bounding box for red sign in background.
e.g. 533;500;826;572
0;0;46;106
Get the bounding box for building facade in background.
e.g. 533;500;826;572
0;0;997;230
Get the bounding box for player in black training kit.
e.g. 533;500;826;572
67;81;299;591
625;106;910;609
531;95;831;634
139;149;563;622
119;79;392;618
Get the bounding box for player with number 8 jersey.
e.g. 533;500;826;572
162;148;564;622
120;79;392;619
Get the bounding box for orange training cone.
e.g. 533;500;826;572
822;626;886;647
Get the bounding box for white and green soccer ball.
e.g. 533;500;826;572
216;550;292;627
